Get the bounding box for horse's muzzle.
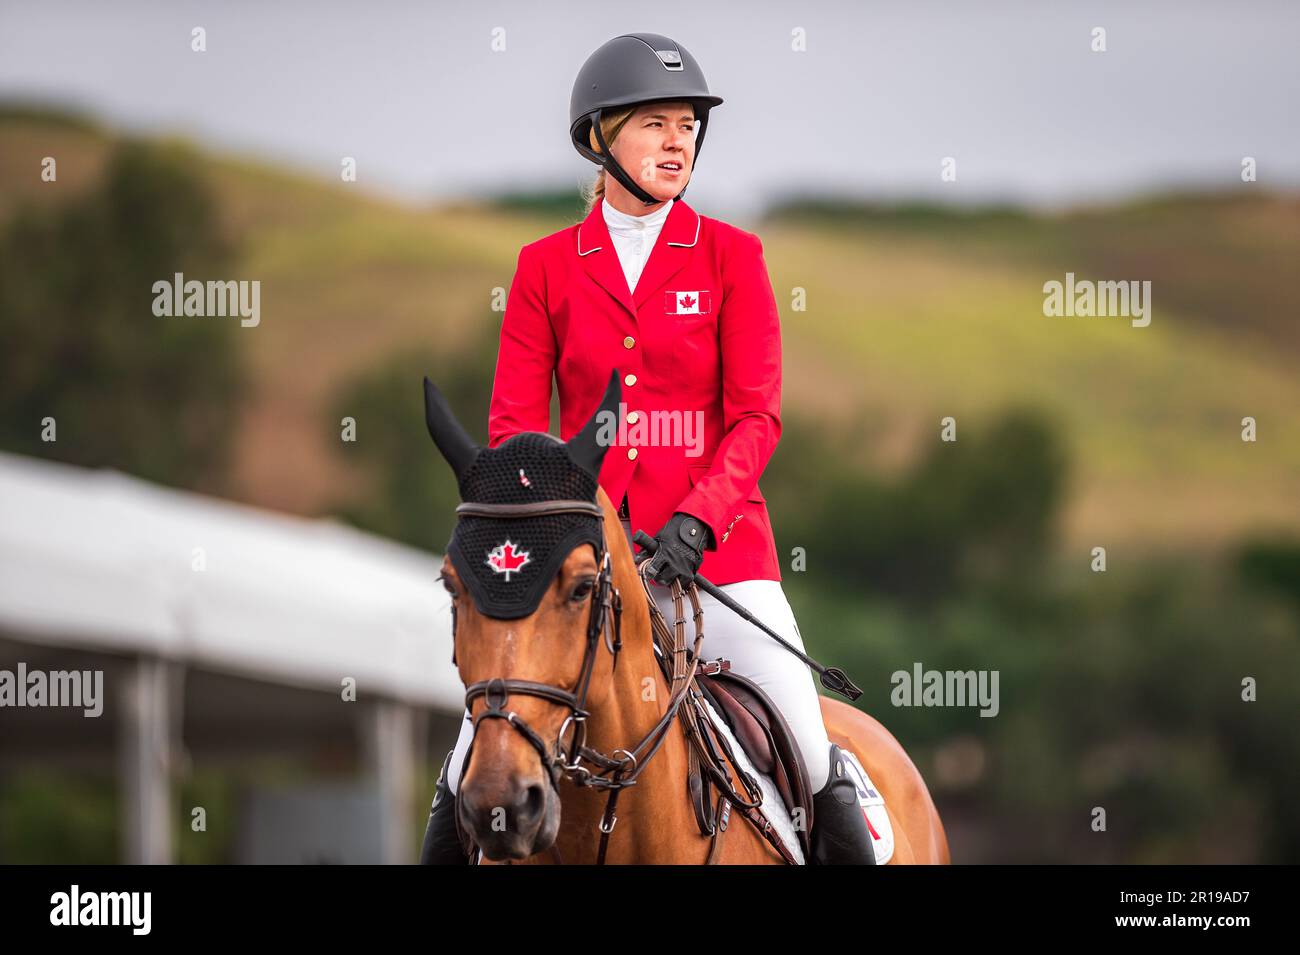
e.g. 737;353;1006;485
458;771;561;861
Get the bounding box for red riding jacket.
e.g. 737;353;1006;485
487;196;783;584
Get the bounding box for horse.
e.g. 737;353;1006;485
425;371;949;864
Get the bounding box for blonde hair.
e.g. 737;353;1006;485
580;106;637;215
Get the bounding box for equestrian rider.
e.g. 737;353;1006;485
421;32;876;865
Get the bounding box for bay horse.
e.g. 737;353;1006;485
425;372;949;864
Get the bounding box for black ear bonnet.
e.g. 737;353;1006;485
423;368;622;620
447;433;603;618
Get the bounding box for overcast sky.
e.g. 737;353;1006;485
2;0;1296;223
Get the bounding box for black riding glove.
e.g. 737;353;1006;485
643;512;712;588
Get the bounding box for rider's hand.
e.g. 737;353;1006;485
643;512;711;588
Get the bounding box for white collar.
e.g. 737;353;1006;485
602;197;672;234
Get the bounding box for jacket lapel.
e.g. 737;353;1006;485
576;199;636;319
633;198;700;311
576;197;702;317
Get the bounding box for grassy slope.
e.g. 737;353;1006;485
0;111;563;512
762;215;1300;548
2;109;1295;550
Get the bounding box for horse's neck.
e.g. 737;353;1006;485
554;534;698;862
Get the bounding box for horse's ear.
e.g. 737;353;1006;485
423;376;480;482
566;368;621;481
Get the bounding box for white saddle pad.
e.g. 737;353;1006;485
698;694;805;863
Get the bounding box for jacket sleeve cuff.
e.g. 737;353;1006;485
676;505;719;552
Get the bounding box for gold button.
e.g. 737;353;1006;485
623;336;635;349
626;411;639;425
624;373;637;387
627;448;638;460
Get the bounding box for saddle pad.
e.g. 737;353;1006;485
839;749;896;865
698;694;805;864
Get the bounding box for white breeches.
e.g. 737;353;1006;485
442;518;834;795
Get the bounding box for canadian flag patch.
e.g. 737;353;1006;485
485;540;531;581
665;290;711;315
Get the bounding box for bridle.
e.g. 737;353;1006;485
449;497;709;864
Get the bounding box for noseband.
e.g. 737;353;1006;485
450;497;708;863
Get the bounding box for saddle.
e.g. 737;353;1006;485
691;665;815;861
641;571;815;863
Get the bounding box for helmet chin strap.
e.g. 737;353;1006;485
590;107;706;207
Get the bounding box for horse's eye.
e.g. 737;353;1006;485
571;580;595;602
439;574;458;597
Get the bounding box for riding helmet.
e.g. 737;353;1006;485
569;33;724;205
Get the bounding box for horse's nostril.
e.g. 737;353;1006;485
519;781;546;825
461;778;548;838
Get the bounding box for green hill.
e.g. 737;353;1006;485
2;104;1295;551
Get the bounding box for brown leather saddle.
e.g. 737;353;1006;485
691;664;815;860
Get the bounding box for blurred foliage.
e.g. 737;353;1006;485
0;137;246;491
769;407;1069;605
177;769;239;865
786;553;1299;863
1236;537;1300;611
0;763;360;863
483;188;589;223
767;415;1298;863
767;196;1034;234
0;770;117;863
327;319;512;553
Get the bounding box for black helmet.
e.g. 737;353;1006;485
570;33;723;206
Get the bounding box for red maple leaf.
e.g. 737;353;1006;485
680;293;696;309
487;541;530;579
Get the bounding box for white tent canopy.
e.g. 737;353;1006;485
0;450;459;710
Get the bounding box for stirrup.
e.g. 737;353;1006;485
809;743;877;865
419;749;470;865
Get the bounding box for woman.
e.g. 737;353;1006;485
421;32;875;864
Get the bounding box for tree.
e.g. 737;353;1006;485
0;138;245;491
